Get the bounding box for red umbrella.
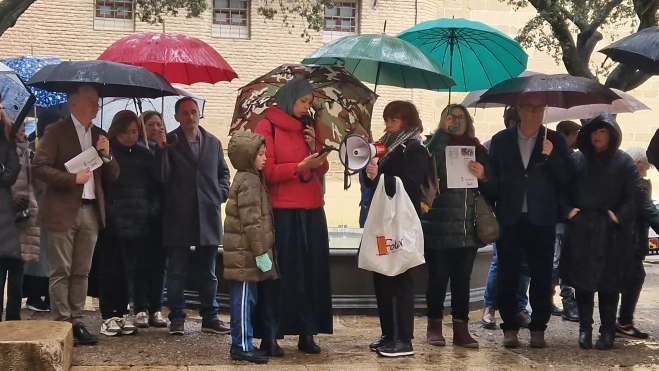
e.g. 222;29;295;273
97;33;238;85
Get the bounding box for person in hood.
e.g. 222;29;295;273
224;132;278;364
616;147;659;340
253;76;332;356
562;112;641;350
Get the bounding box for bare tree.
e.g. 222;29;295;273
508;0;659;91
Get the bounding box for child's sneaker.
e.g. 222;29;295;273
616;322;649;339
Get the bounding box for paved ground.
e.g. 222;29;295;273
17;262;659;370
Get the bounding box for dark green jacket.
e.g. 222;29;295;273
421;130;495;250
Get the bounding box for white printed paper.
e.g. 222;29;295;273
64;147;103;173
445;145;477;189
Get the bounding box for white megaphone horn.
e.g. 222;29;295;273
338;134;387;172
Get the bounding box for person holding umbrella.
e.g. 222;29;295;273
252;76;332;356
562;113;640;350
32;85;120;345
487;93;570;348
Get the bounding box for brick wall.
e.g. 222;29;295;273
2;0;658;227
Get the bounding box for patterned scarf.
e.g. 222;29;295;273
377;128;423;166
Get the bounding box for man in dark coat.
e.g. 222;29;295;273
155;97;231;336
488;93;570;348
562;113;640;350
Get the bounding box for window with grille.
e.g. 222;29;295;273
324;1;359;43
212;0;249;39
94;0;135;31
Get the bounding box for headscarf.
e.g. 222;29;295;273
274;76;314;116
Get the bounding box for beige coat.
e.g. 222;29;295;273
12;140;40;262
223;132;278;282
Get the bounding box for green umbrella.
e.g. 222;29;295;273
301;31;455;93
397;18;528;98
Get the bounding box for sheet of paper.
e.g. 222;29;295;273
64;147;103;173
445;145;478;189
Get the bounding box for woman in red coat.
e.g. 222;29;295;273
253;76;332;357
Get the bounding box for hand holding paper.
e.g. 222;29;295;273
65;147;103;175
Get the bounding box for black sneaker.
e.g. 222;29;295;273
72;323;98;346
562;299;580;322
369;336;391;351
551;304;563;316
616;323;649;339
169;319;185;335
376;340;414;357
230;345;269;364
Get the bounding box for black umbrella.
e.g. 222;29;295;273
478;74;620;108
27;61;178;98
599;27;659;74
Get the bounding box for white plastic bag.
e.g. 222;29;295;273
358;176;425;276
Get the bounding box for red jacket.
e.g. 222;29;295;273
255;106;328;209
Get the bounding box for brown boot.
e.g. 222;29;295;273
426;318;446;346
452;319;479;348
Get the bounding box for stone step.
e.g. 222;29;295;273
0;321;73;371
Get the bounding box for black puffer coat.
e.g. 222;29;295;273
104;139;159;240
0;133;20;259
421;130;496;249
633;178;659;259
562;113;641;292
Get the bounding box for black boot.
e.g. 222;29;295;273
578;329;592;349
259;338;284;357
596;332;616;350
562;298;580;322
298;335;321;354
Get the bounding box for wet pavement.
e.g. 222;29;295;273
18;262;659;370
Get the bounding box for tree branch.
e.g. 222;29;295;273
0;0;37;37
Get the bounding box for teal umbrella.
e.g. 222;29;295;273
397;18;528;98
301;30;455;93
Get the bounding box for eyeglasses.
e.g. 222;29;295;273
519;104;546;113
451;114;467;121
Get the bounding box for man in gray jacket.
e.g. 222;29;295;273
155;97;231;336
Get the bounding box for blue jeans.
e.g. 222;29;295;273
484;243;531;313
166;245;219;324
228;280;257;351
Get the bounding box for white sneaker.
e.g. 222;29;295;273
100;318;122;336
119;316;138;335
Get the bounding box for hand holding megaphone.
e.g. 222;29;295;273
365;160;378;180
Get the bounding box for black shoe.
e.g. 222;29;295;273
578;330;593;349
616;323;649;339
376;340;414;357
369;336;392;351
298;335;321;354
562;299;580;322
595;332;616;350
260;338;285;357
551;304;563;316
230;345;269;364
73;323;98;346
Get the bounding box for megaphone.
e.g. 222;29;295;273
338;134;386;172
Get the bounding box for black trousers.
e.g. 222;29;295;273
575;289;619;334
97;231;148;319
618;259;646;326
133;233;167;314
0;258;24;321
373;270;415;341
23;275;50;302
497;218;555;331
426;247;478;321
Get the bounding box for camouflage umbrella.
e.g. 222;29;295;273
230;64;377;146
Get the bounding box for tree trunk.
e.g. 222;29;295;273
0;0;37;38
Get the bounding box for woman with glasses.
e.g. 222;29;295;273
421;104;495;349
